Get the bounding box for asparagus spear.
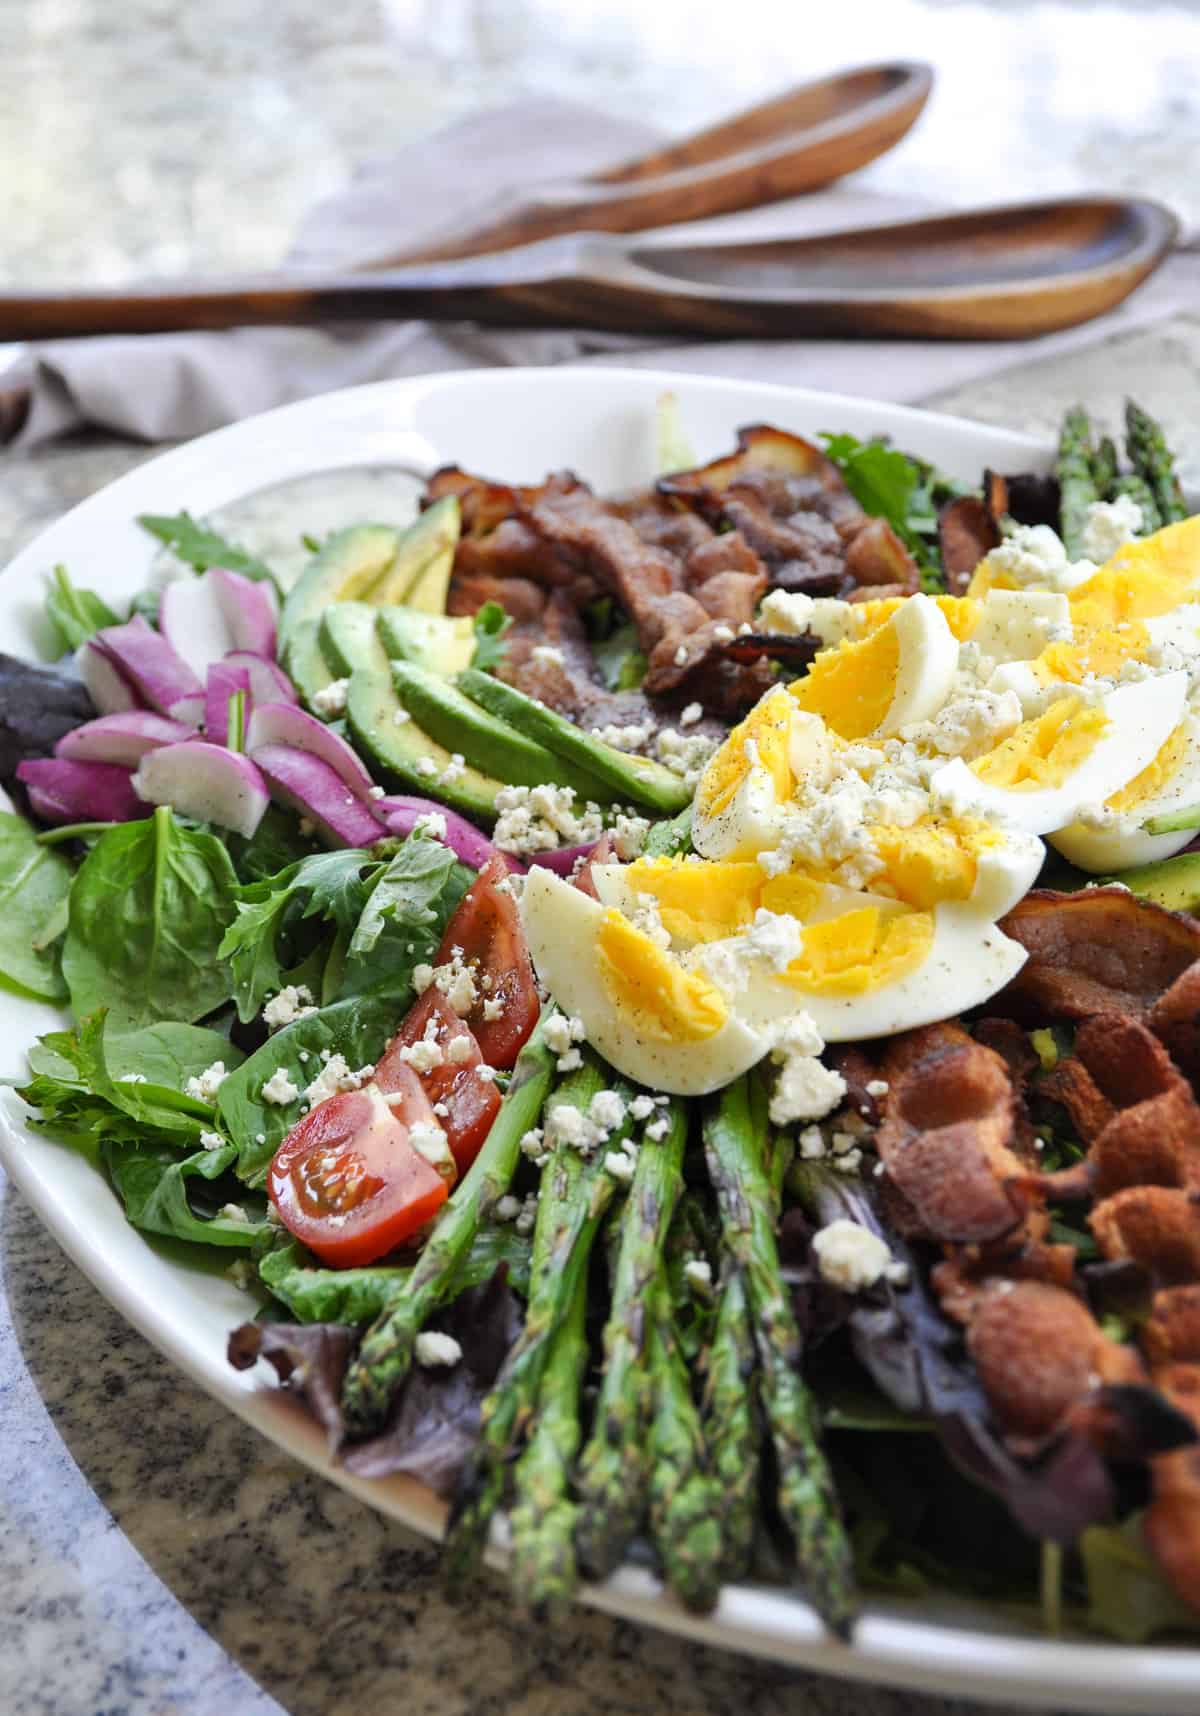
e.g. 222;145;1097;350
340;1013;556;1435
1126;399;1188;524
647;1274;724;1613
1111;471;1161;532
1057;406;1098;559
702;1266;759;1581
574;1098;688;1579
444;1056;620;1583
1092;434;1119;497
703;1075;858;1638
701;1125;794;1582
507;1266;590;1621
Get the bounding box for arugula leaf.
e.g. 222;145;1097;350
137;511;277;586
471;601;511;672
106;1137;269;1248
349;837;459;958
642;803;693;859
218;847;379;1022
217;993;401;1183
62;808;238;1030
0;811;73;1001
44;565;118;654
339;841;470;1001
819;432;969;594
226;803;316;882
1080;1514;1200;1642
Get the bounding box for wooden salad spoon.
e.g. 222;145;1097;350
1;195;1177;343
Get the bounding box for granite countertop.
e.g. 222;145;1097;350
5;4;1200;1713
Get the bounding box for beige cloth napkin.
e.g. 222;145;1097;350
4;95;1196;448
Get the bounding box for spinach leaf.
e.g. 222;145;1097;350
0;811;73;1001
592;619;647;692
44;565;119;654
19;1015;243;1150
1080;1515;1200;1642
217;993;401;1183
62;807;238;1029
471;601;511;672
106;1136;269;1247
137;511;277;585
218;847;379;1022
819;432;968;593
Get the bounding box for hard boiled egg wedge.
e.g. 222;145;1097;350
519;867;767;1096
692;686;827;861
693;888;1028;1044
932;672;1188;837
1050;713;1200;872
789;592;959;740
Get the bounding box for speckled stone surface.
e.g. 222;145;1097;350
6;4;1200;1713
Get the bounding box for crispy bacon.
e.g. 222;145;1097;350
937;495;1000;594
1150;959;1200;1088
997;888;1200;1021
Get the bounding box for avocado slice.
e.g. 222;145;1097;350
320;602;390;678
284;619;339;713
345;667;502;823
280;524;400;650
391;660;611;797
377;607;475;676
456;668;692;814
372;496;460;610
1107;851;1200;911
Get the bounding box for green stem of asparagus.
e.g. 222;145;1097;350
574;1098;688;1579
340;1013;557;1434
1126;399;1188;525
507;1265;590;1621
1057;406;1098;560
702;1266;759;1581
443;1055;620;1583
647;1271;724;1613
1092;434;1119;498
1111;471;1161;533
703;1074;859;1639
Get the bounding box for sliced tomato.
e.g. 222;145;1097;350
429;853;539;1069
267;1074;448;1267
375;988;501;1173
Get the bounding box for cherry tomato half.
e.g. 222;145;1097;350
375;988;501;1173
430;854;539;1069
267;1073;448;1267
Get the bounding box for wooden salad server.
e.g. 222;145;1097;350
1;195;1177;343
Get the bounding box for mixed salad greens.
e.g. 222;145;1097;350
3;398;1200;1646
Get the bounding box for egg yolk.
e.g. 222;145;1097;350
1068;518;1200;630
1031;622;1150;685
596;909;728;1042
758;872;829;919
624;857;763;943
789;620;901;739
1106;719;1192;812
846;593;980;643
971;697;1110;791
867;817;998;909
696;685;794;820
779;905;934;994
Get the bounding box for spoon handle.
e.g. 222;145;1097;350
373;61;933;266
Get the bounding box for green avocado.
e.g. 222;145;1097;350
390;660;610;797
320;602;390;679
345;668;503;823
284;618;339;714
1107;850;1200;912
456;668;691;814
280;525;401;650
399;497;460;614
376;607;475;676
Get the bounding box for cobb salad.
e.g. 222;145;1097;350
4;396;1200;1642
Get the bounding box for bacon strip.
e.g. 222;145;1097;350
998;888;1200;1021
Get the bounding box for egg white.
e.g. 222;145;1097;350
931;671;1188;837
519;867;768;1096
710;900;1029;1043
1050;712;1200;872
877;594;960;735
